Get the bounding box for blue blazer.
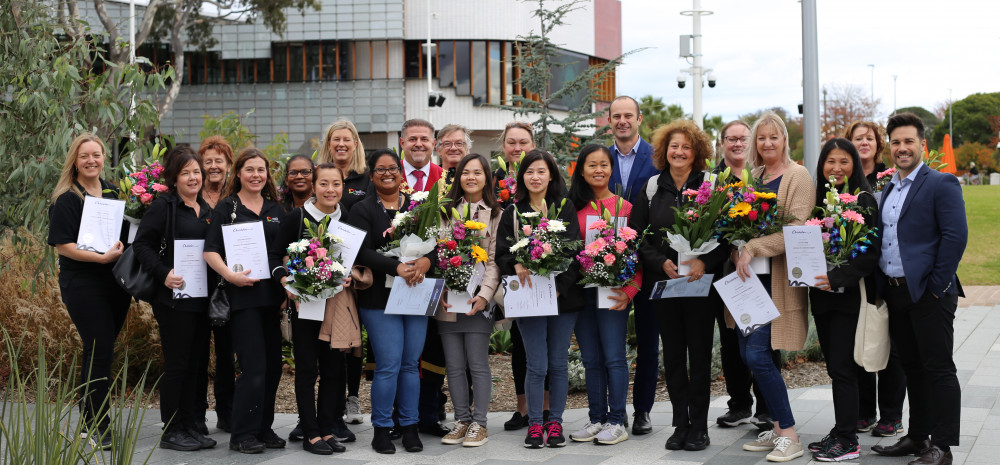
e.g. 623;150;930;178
609;138;660;205
877;164;967;302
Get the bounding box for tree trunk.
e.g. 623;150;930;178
158;6;188;119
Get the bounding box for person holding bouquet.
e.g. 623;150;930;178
565;144;642;445
435;153;502;447
496;149;583;449
630;121;728;451
804;138;881;462
731;111;815;462
345;149;432;454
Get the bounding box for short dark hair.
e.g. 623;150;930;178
367;149;403;175
886;112;924;140
567;144;614;210
163;145;200;191
401;118;435;137
815;138;871;205
514;149;566;205
313;162;343;184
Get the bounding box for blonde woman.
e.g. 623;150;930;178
47;133;132;450
317;119;371;209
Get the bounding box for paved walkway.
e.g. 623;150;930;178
128;287;1000;465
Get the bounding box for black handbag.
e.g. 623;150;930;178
209;199;239;326
112;202;172;302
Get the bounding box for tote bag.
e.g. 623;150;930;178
854;278;890;371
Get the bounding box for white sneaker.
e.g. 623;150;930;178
344;395;363;424
594;423;628;445
766;436;804;462
570;422;604;442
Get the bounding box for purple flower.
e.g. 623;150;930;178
530;246;544;260
453;223;467;240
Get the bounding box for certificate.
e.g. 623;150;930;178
384;276;445;316
782;225;827;287
714;271;781;336
501;273;558;318
328;220;366;271
173;240;208;299
649;274;714;299
76;196;125;253
222;221;270;280
466;262;487;295
584;215;628;244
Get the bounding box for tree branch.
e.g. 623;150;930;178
92;0;124;62
133;0;165;50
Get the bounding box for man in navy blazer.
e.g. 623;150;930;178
871;113;967;465
606;95;661;435
608;96;659;205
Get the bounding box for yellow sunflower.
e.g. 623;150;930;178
756;192;777;199
471;245;488;263
464;220;487;231
728;202;752;218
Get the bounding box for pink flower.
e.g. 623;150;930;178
838;193;858;204
603;253;616;266
452;224;467;240
744;192;756;203
805;218;823;226
522;225;532;236
530;246;544;260
822;233;830;242
584;237;606;257
315;248;327;259
131;185;145;196
682;189;699;197
140;193;153;205
382;226;394;237
449;256;463;268
541;243;552;255
305;256;315;268
823;217;835;229
151;183;168;193
877;167;896;179
695;182;712;204
618;226;637;241
587;219;607;231
841;210;864;224
615;241;627;253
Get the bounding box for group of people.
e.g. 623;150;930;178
48;95;967;465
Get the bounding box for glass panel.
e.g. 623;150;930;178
372;41;387;79
289;43;303;82
187;52;202;85
306;42;320;81
489;41;502;105
339;41;353;80
437;40;453;88
256;59;269;83
272;44;287;83
504;42;512;104
322;42;337;81
206;52;221;84
239;60;255;84
548;49;588;111
472;41;487;106
355;41;371;80
454;41;470;95
404;40;421;78
223;59;238;84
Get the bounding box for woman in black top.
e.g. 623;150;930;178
47;132;131;449
807;138;882;461
495;149;583;449
132;146;216;452
203;148;287;454
279;154;315;212
317;119;373;209
844;121;888;190
630;120;728;451
345;149;431;454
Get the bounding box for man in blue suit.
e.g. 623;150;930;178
871;113;967;465
607;96;661;435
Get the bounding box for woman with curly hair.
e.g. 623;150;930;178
630;120;728;452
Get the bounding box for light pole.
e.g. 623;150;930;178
867;64;875;102
802;0;820;177
892;75;898;115
678;0;714;129
949;88;953;142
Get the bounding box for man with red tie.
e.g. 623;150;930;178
400;119;443;192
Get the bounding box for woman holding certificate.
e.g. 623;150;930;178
203;148;287;454
732;111;815;462
436;153;502;448
345;149;431;454
630;121;727;452
805;139;881;462
132;146;216;452
48;132;131;449
495;149;583;449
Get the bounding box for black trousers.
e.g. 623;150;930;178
229;306;283;443
716;303;775;415
345;351;362;398
292;314;346;439
857;343;906;421
197;322;235;423
632;291;660;414
60;276;131;428
657;296;716;432
887;286;961;448
153;305;209;431
814;309;860;441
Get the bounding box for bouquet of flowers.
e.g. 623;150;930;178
576;197;645;289
805;178;878;268
284;216;348;319
380;183;443;285
508;199;582;276
495;152;523;203
873;167;896;191
714;169;792;272
664;169;730;274
436;204;490;310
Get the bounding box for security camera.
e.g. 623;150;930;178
707;72;717;88
677;74;687;89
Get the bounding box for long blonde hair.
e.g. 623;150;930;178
747;111;793;169
317;119;366;175
51;132;107;202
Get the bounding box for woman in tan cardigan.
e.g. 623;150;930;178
733;111;815;462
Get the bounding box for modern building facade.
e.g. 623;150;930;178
69;0;622;155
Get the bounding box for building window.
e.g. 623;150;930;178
438;40;453;88
454;41;470;96
471;41;487;106
355;41;371;80
289;43;303;82
339;41;353;80
322;42;338;81
223;59;238;84
547;49;589;111
404;41;421;78
206;52;221;84
306;42;321;81
489;41;502;106
272;44;287;83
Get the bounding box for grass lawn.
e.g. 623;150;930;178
959;185;1000;285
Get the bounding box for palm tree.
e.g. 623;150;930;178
638;95;685;141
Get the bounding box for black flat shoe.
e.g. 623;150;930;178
871;435;931;456
401;424;423;452
684;430;710;451
325;437;347;453
372;427;395;454
329;419;357;442
257;429;286;449
229;438;265;454
185;427;217;449
288;421;304;441
665;427;688;450
504;412;529;431
418;421;450;437
303;438;334;455
633;412;653;435
159;430;201;451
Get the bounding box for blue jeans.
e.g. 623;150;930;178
359;309;428;428
575;289;629;425
737;323;795;429
517;312;578;425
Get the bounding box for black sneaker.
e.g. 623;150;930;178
216;415;231;433
524;424;544;449
814;438;861;462
257;429;286;449
751;413;774;431
872;419;904;437
856;417;877;432
543;421;565;448
193;419;209;436
229;438;265;454
808;433;835;453
505;411;529;431
288;421;304;441
159;429;201;451
84;424;113;450
185;426;217;449
418;421;450;437
717;409;754;427
330;419;357;442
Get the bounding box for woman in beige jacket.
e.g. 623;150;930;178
732;111;815;462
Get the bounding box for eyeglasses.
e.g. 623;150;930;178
287;169;313;177
724;137;750;144
440;141;466;149
373;166;400;175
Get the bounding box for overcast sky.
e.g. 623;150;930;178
616;0;1000;124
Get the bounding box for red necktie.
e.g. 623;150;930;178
412;170;425;191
